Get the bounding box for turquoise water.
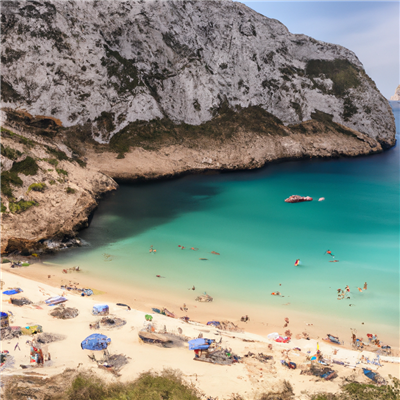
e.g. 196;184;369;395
50;102;400;336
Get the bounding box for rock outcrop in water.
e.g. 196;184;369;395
0;0;397;253
390;85;400;101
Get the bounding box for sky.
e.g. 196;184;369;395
242;1;399;99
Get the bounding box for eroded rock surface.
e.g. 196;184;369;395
0;0;395;146
0;124;117;254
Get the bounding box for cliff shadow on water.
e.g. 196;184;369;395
65;130;399;256
63;177;222;253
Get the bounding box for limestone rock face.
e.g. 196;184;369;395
0;0;395;146
390;85;400;101
0;125;118;254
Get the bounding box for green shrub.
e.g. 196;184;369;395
75;158;86;168
46;146;68;161
21;262;30;266
67;373;108;400
0;144;22;160
109;105;287;153
306;59;360;97
18;135;34;147
66;187;75;194
309;376;400;400
10;156;39;176
343;97;358;121
48;169;53;171
66;369;201;400
116;152;125;159
123;370;200;400
49;180;56;185
27;182;47;193
1;170;23;198
45;158;59;167
56;168;68;176
2;258;11;263
1;127;35;148
0;126;14;135
8;200;37;214
1;203;6;213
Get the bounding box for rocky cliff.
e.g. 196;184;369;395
1;0;395;145
0;122;117;254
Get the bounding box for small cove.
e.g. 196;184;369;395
46;102;400;341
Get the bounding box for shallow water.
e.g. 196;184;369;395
49;102;400;338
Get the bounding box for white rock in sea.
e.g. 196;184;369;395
390;85;400;101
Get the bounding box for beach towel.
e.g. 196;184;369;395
275;336;290;343
21;325;43;335
188;338;214;351
207;321;221;327
363;368;377;382
3;288;23;295
45;296;67;306
321;371;336;380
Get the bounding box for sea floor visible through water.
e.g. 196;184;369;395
44;102;400;344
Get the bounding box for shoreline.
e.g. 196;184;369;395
1;267;399;399
2;142;396;255
108;149;392;184
4;260;399;357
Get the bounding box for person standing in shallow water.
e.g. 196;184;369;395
363;282;367;290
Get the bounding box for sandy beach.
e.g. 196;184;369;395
1;262;399;399
6;259;400;347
